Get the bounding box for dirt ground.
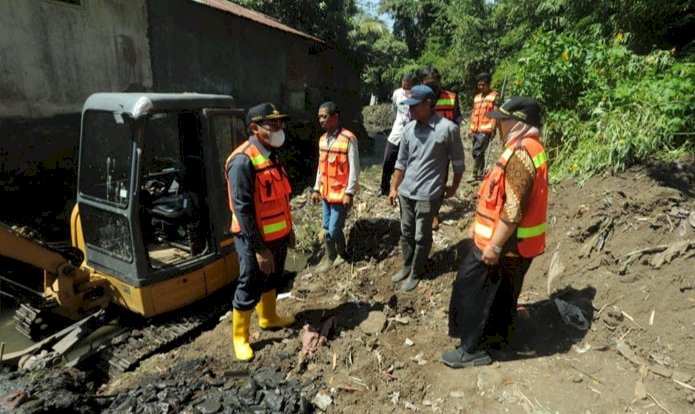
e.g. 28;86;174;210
2;114;694;413
94;130;695;413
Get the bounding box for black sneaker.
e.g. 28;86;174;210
440;346;492;369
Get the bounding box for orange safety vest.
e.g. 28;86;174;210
470;91;498;133
435;90;458;122
318;128;356;203
473;135;548;258
225;140;292;242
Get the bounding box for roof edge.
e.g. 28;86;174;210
191;0;324;44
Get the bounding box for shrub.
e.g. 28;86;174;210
508;30;695;182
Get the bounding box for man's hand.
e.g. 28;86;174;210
468;223;475;239
481;244;501;266
256;248;275;274
311;191;321;204
444;185;457;198
388;189;399;208
343;194;353;208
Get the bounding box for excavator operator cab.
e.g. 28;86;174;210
75;93;246;316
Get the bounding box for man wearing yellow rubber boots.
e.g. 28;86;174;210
225;102;296;361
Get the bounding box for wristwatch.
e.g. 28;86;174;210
490;244;502;254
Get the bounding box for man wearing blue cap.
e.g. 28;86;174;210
389;85;466;292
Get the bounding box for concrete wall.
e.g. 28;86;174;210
0;0;364;238
0;0;152;118
146;0;362;126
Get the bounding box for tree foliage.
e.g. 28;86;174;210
508;31;695;181
234;0;358;49
233;0;695;177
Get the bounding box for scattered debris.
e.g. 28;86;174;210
616;340;644;365
554;298;590;330
300;316;337;359
409;352;427;365
635;365;649;400
389;391;400;405
572;343;592;354
547;246;565;295
651;240;695;268
579;216;613;258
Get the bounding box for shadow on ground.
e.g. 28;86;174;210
644;158;695;198
498;286;597;361
346;217;401;262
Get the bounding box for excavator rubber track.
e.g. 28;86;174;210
95;291;232;376
5;288;233;374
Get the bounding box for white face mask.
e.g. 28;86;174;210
268;129;285;148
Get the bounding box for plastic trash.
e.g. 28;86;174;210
553;298;590;330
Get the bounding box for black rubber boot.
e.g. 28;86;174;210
400;273;420;292
391;267;410;283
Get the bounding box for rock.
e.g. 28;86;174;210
195;400;221;414
263;390;284;412
312;392;332;411
449;391;465;399
602;306;623;327
254;365;283;389
238;378;258;400
359;311;387;335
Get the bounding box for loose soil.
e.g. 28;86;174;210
2;120;695;413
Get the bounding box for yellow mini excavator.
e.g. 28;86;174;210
1;93;247;365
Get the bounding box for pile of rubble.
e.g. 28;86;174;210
1;360;314;413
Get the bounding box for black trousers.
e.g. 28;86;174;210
448;246;532;352
380;141;399;195
232;235;288;310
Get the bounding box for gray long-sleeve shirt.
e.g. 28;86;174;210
313;127;360;196
396;113;465;201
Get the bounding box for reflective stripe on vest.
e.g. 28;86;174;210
469;91;498;133
473;135;548;258
225;141;292;242
435;90;457;122
318;128;355;203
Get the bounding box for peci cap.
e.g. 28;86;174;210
402;85;436;106
486;96;542;128
475;72;491;83
246;102;290;126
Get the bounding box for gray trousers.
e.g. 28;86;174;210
398;195;441;277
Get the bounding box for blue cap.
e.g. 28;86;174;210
402;85;435;106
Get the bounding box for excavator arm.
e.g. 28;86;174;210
0;224;110;321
